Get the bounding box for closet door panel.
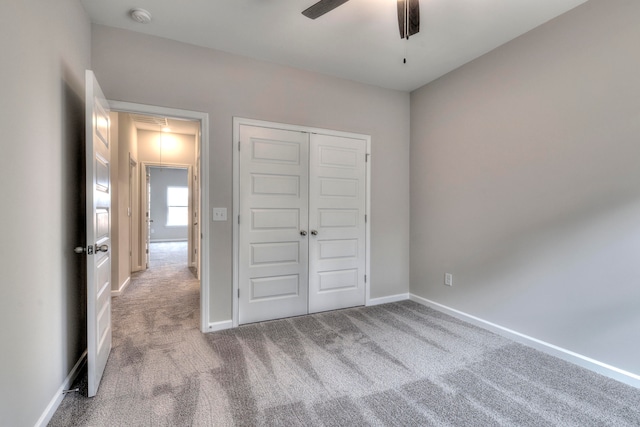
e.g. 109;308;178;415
239;125;309;324
309;134;367;313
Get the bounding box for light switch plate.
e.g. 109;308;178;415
212;208;227;221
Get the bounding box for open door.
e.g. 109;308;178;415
145;166;151;269
83;70;112;397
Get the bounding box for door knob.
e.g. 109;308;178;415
74;247;85;254
96;244;109;253
310;230;318;236
300;230;307;236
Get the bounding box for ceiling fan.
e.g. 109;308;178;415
302;0;420;39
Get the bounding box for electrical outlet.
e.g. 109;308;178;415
444;273;453;287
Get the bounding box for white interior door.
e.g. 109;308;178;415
238;125;309;324
84;70;112;397
145;166;151;269
192;163;200;277
308;134;367;313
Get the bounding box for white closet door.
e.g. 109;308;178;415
308;134;367;313
238;125;309;324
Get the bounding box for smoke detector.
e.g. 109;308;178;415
130;8;152;24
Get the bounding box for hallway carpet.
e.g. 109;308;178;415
50;242;640;426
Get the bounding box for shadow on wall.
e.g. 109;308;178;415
446;191;640;371
60;62;87;371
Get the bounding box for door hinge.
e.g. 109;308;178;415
238;215;240;224
364;275;367;283
238;289;240;298
238;141;241;151
365;214;367;223
366;153;370;162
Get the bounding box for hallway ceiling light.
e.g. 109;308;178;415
130;8;152;24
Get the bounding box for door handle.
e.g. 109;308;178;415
310;230;318;236
73;245;108;254
300;230;307;236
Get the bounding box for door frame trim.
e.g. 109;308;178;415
232;117;371;327
109;100;211;333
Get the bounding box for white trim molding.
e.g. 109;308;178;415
35;350;87;427
207;320;233;332
367;293;409;306
111;276;131;297
410;294;640;389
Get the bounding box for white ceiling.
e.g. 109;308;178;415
131;115;200;135
81;0;588;92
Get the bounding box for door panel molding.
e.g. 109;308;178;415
85;70;112;397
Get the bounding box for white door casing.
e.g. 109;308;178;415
234;119;370;325
238;125;310;324
85;70;112;397
308;134;367;313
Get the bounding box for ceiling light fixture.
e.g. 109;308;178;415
130;8;152;24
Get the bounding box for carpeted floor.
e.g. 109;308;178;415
50;242;640;426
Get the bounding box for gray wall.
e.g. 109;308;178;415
92;25;411;323
0;1;91;425
111;112;139;291
410;0;640;376
117;113;137;282
149;167;189;242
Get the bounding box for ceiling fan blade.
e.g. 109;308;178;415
397;0;420;39
302;0;350;19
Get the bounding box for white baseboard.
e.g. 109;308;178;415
410;294;640;389
367;293;410;306
206;320;233;332
35;350;87;427
111;276;131;297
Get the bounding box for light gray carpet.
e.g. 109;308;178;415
50;242;640;426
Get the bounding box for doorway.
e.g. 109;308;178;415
109;101;210;332
145;165;192;272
